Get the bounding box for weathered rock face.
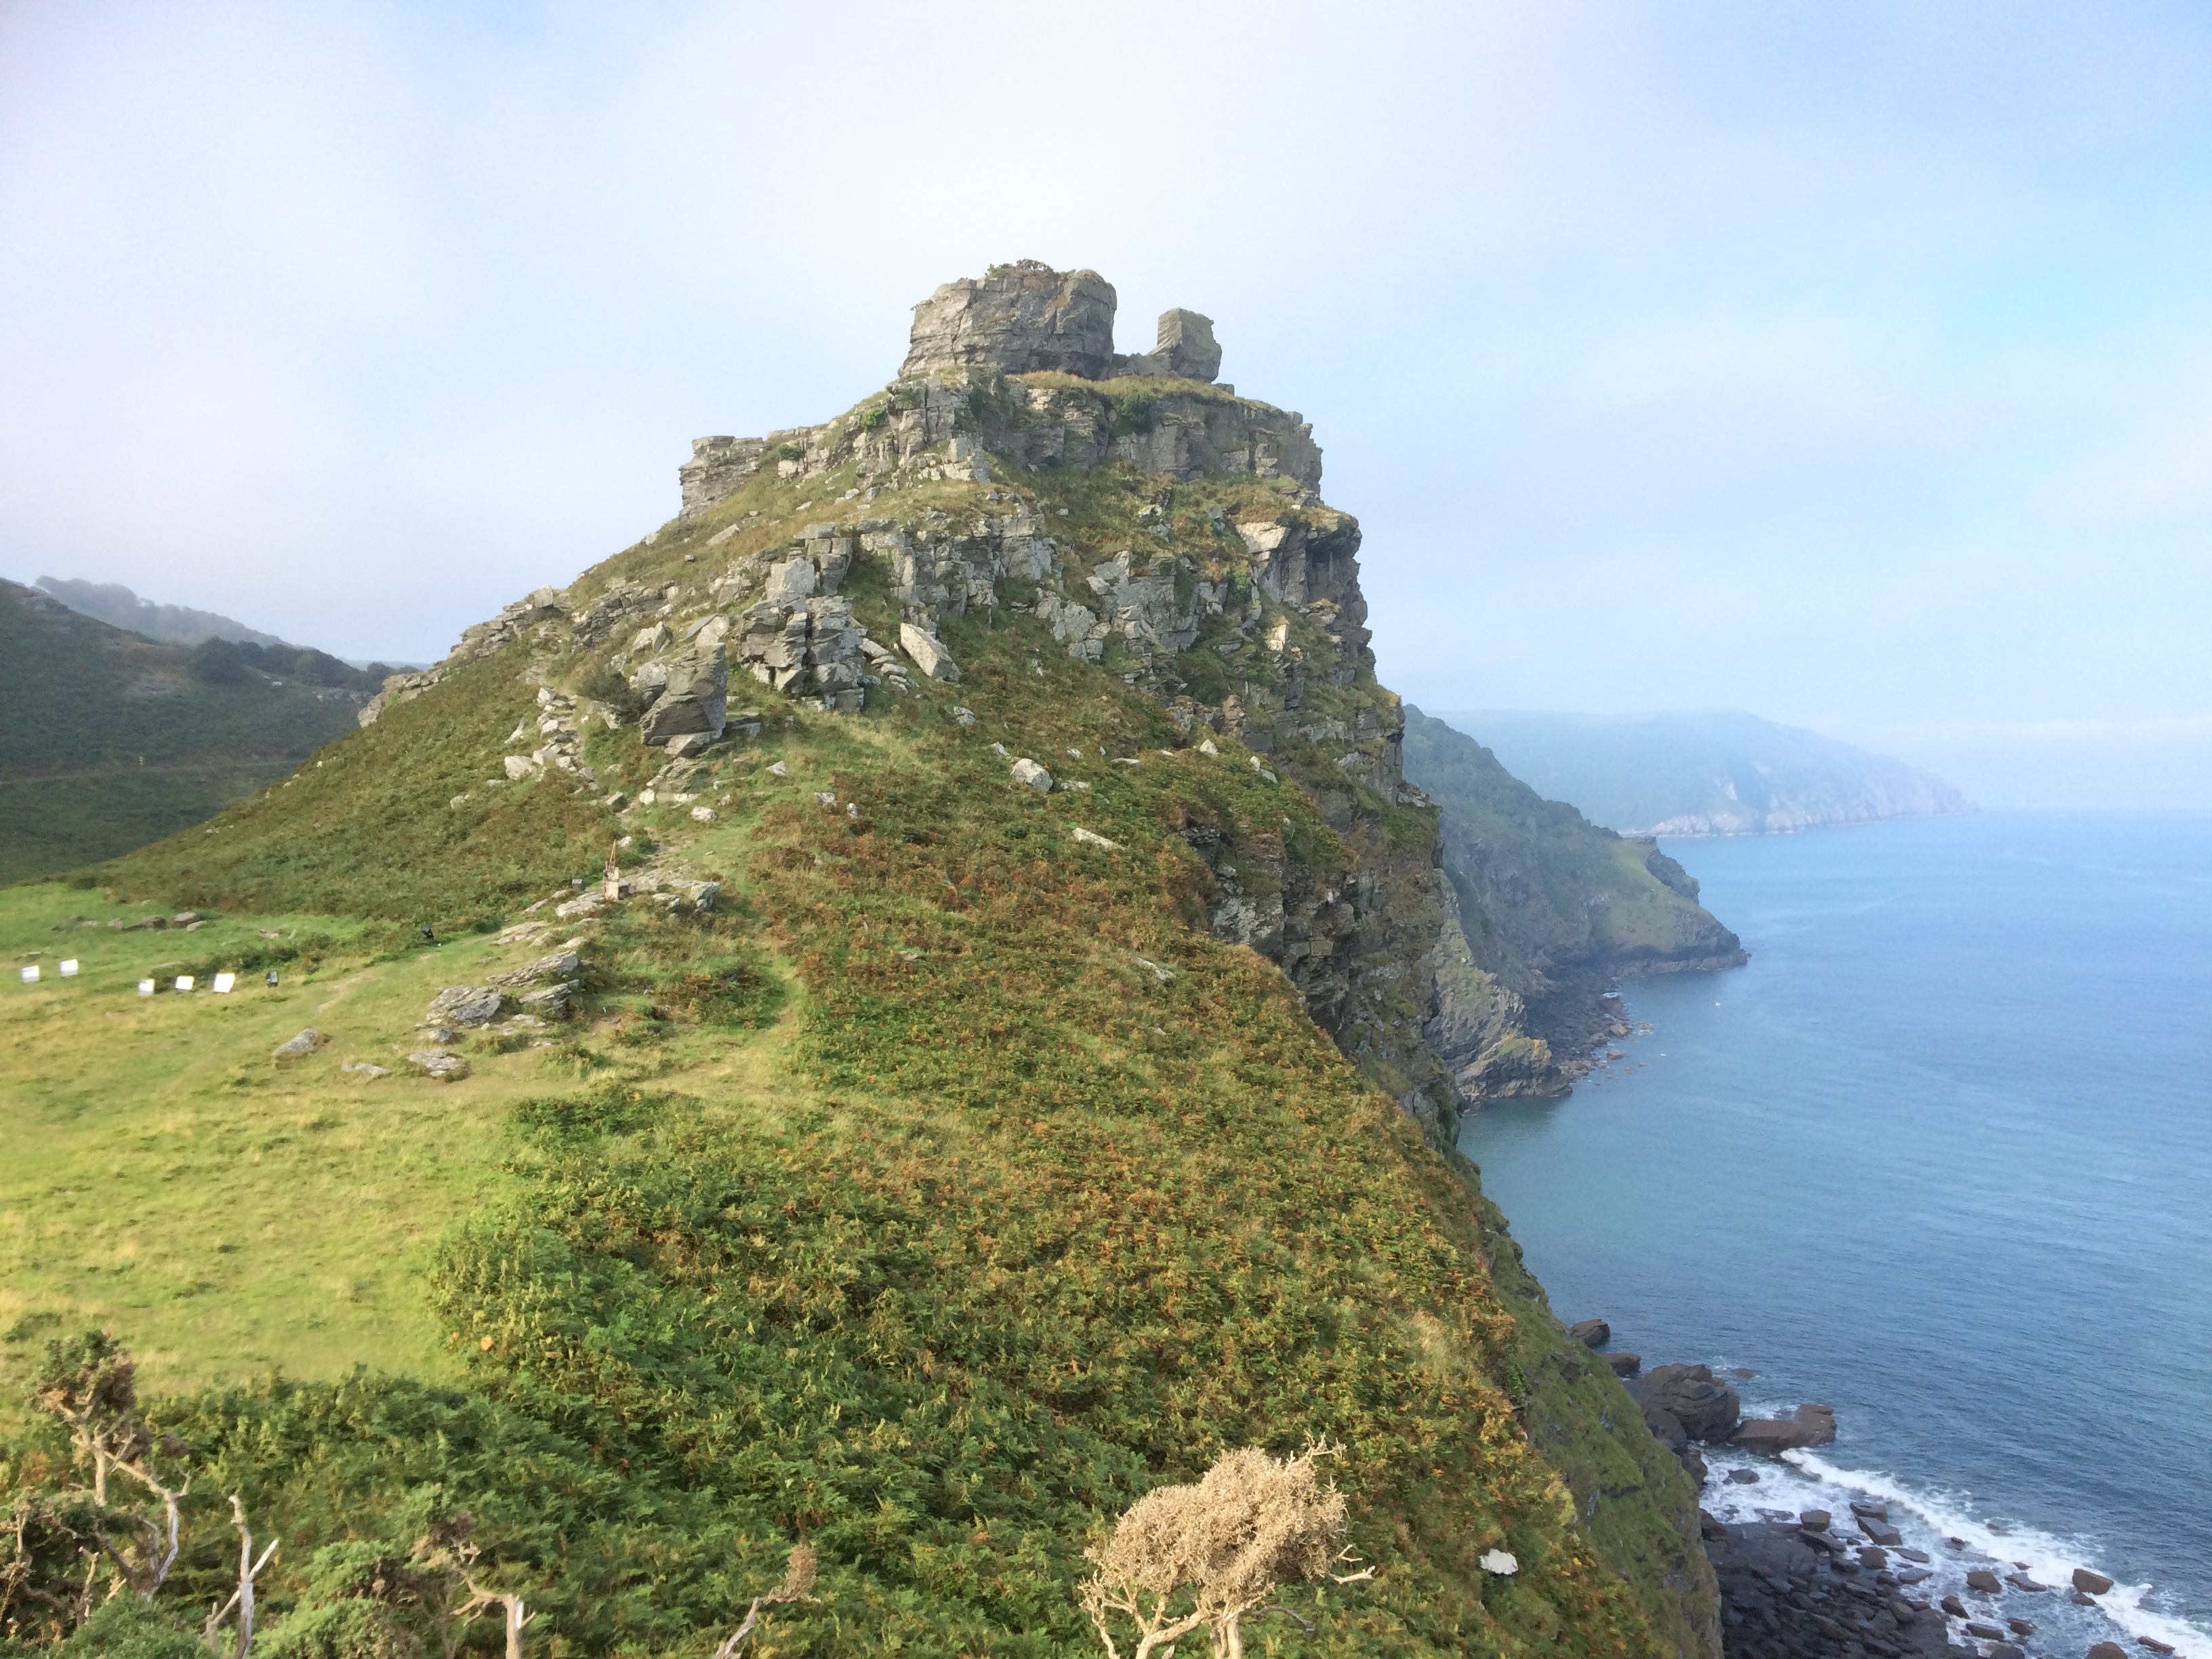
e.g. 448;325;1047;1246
1628;1365;1744;1444
637;642;729;747
901;260;1120;379
1113;307;1221;382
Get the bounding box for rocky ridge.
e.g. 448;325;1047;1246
358;261;1462;1137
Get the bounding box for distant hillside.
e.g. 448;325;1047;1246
35;575;289;647
1435;708;1971;836
1403;707;1746;1101
0;579;390;883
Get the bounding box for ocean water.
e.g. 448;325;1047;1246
1458;812;2212;1655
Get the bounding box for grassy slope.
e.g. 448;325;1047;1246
0;467;1713;1656
1401;707;1742;987
0;581;367;884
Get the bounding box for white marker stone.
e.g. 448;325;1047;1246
138;979;155;997
19;965;38;983
211;972;236;994
58;960;78;977
174;975;194;993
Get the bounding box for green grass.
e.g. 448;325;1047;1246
0;464;1716;1657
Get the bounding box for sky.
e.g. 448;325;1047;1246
3;1;2210;810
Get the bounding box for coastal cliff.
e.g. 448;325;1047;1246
1404;708;1748;1101
35;262;1719;1656
1443;708;1972;838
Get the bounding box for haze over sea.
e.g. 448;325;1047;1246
1460;812;2212;1653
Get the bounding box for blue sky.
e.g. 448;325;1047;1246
3;1;2209;808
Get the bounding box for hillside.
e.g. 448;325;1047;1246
0;581;393;884
1437;708;1971;836
0;264;1717;1658
1402;710;1747;1101
33;576;289;649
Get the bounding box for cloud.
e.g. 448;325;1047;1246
1;1;2208;806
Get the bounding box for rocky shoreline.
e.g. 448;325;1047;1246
1563;1322;2172;1659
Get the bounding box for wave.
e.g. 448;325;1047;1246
1696;1440;2208;1658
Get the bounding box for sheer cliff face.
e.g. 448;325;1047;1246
674;265;1461;1141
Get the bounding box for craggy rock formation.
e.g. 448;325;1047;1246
1706;1520;1952;1659
901;260;1120;378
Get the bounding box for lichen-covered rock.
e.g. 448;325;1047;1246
638;643;728;746
902;260;1118;379
897;623;960;682
424;985;507;1028
407;1048;469;1082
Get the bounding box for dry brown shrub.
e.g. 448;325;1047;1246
1080;1443;1372;1658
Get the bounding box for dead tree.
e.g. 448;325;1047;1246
202;1496;278;1658
29;1332;186;1604
710;1542;817;1658
458;1578;536;1659
1080;1443;1376;1659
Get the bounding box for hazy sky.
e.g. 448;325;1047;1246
5;2;2210;808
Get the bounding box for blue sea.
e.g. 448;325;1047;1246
1458;812;2212;1654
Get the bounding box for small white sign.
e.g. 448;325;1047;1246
211;972;236;994
138;979;155;997
19;965;38;983
59;960;79;977
173;975;194;993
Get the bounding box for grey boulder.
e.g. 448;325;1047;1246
270;1027;322;1059
640;644;729;747
1631;1363;1741;1442
425;985;508;1027
1568;1318;1610;1349
407;1049;469;1082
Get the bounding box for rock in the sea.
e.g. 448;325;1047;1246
1725;1468;1759;1485
1799;1510;1830;1532
1632;1363;1742;1442
1965;1570;2002;1593
1642;1406;1689;1453
424;985;508;1028
1731;1417;1828;1456
2089;1644;2129;1659
1966;1622;2005;1640
1858;1515;1904;1547
2006;1618;2034;1637
407;1049;469;1082
1941;1594;1967;1618
1568;1318;1610;1348
1603;1352;1641;1376
1988;1645;2024;1659
1678;1446;1708;1486
270;1027;322;1059
2005;1572;2049;1592
1010;758;1053;792
2139;1639;2177;1656
2072;1568;2114;1596
898;621;961;682
1849;1499;1887;1519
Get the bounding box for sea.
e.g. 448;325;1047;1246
1457;811;2212;1655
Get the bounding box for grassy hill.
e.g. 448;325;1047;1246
0;580;394;884
1433;708;1971;837
1404;709;1747;1101
0;288;1716;1658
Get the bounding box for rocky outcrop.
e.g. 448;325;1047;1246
1629;1364;1743;1444
359;586;569;726
902;260;1120;379
1403;707;1747;1103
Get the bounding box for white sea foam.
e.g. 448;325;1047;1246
1696;1437;2208;1658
